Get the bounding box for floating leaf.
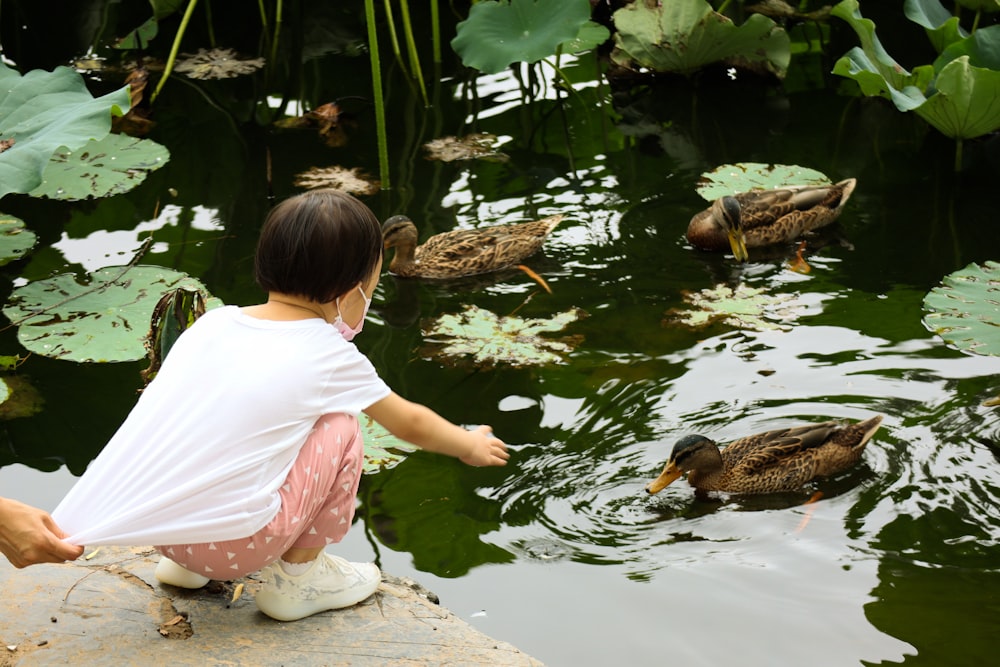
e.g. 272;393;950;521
694;163;832;201
610;0;790;78
3;266;219;363
667;284;809;331
361;415;418;473
451;0;594;74
423;134;509;163
173;48;265;80
28;133;169;201
922;260;1000;356
0;62;130;199
293;166;380;195
0;213;37;266
421;304;585;368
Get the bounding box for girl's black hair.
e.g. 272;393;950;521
254;189;383;303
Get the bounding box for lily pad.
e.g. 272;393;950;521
0;213;38;266
3;265;219;363
922;260;1000;356
421;305;585;368
173;48;266;80
0;62;130;199
667;284;809;331
694;163;832;201
360;415;419;473
28;133;170;200
451;0;596;74
610;0;790;78
293;166;380;195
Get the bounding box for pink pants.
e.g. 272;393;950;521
154;413;364;579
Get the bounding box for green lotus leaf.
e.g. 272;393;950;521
955;0;1000;11
360;415;418;474
0;213;38;266
421;305;585;368
0;62;130;199
113;17;159;50
3;266;219;363
451;0;593;74
914;56;1000;139
28;133;170;201
933;24;1000;72
694;163;832;201
922;260;1000;356
904;0;968;53
609;0;790;77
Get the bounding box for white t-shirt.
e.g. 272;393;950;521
52;306;391;546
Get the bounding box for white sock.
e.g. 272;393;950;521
278;558;315;576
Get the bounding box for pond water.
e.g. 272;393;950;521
3;8;1000;666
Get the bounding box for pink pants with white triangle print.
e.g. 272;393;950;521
154;412;363;580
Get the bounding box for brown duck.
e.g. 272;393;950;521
686;178;857;261
381;214;562;279
645;415;882;495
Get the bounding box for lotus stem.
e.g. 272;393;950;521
365;0;391;189
954;138;963;172
399;0;428;105
431;0;441;63
382;0;407;76
204;0;216;48
271;0;283;67
151;0;200;103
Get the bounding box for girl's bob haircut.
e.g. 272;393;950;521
254;189;383;303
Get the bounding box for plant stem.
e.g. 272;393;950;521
399;0;428;105
365;0;391;189
954;138;963;172
430;0;441;63
151;0;200;103
270;0;283;67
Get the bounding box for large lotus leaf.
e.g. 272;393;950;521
609;0;790;77
360;415;418;474
451;0;593;74
0;213;37;266
905;0;968;54
934;25;1000;72
0;63;130;199
3;266;218;363
27;133;169;200
914;56;1000;139
922;260;1000;356
421;305;584;368
694;163;832;201
955;0;1000;10
831;0;935;111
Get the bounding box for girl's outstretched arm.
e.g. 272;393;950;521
364;392;509;467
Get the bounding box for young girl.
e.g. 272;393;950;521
52;189;509;622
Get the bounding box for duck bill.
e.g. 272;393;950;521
645;463;682;494
727;229;749;262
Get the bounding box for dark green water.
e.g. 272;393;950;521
3;6;1000;665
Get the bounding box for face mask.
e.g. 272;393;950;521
333;284;371;341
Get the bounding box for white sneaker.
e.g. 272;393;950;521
255;553;381;621
155;556;210;589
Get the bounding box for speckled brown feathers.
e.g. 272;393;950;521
686;178;857;257
381;214;563;279
645;415;882;495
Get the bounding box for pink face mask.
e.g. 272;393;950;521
333;284;372;341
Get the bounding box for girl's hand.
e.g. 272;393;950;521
459;425;509;467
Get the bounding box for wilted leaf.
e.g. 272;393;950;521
610;0;790;77
28;133;169;200
361;415;418;473
421;304;585;368
3;266;219;363
694;163;832;201
0;62;130;199
0;213;38;266
174;48;265;80
274;102;351;147
0;375;43;419
922;260;1000;356
424;133;509;163
293;166;380;195
667;284;810;331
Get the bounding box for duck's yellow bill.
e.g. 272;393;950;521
727;229;749;262
645;463;682;494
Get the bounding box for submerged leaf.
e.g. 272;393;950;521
174;48;265;80
28;133;169;200
423;134;509;163
667;284;810;331
421;305;585;368
3;266;219;363
0;213;38;266
694;163;832;201
922;260;1000;356
293;166;380;195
